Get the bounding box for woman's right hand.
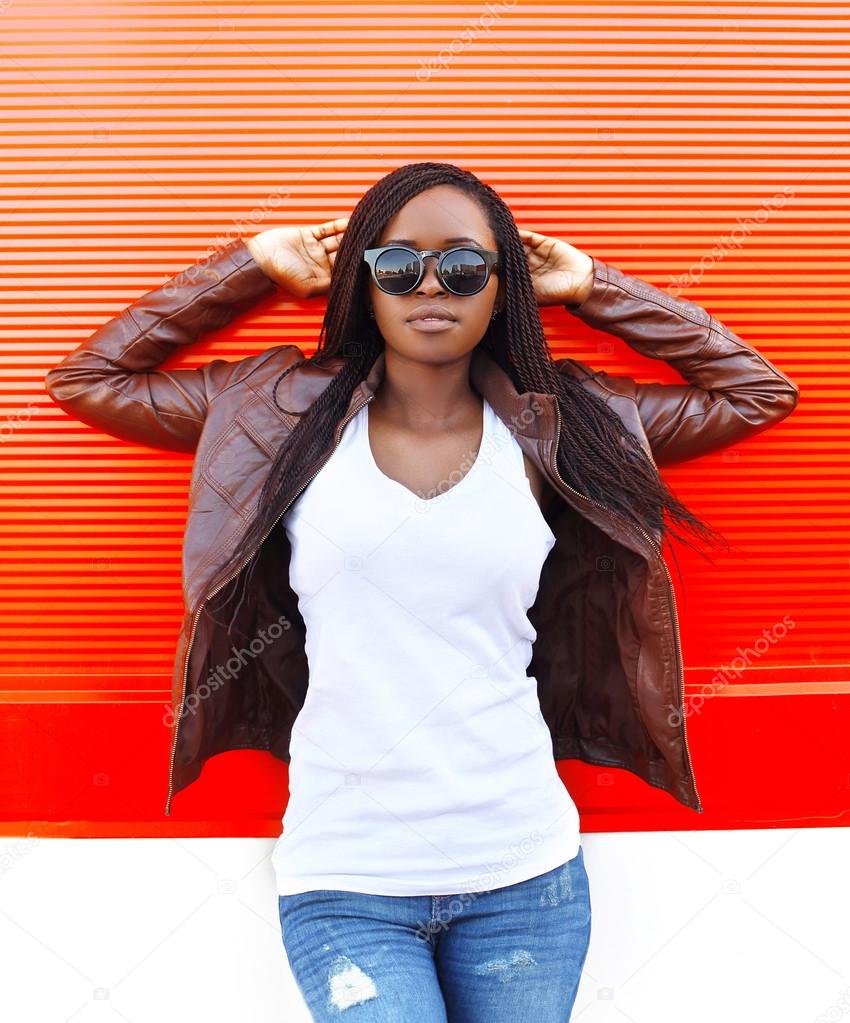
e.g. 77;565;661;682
244;218;350;298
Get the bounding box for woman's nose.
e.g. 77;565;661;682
417;255;445;293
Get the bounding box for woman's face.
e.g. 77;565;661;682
368;184;504;364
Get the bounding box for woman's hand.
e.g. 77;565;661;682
518;229;595;307
245;217;350;298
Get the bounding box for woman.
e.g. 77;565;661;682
45;161;799;1021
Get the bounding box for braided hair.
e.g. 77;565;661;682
210;161;727;633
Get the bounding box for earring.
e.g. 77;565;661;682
368;308;375;319
491;308;499;320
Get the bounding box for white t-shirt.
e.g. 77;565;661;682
271;394;581;896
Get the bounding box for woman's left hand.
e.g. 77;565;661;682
518;229;595;307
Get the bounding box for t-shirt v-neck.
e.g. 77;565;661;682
363;397;487;506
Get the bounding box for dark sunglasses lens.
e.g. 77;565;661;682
440;248;489;295
373;248;421;294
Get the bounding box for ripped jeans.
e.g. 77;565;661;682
277;845;591;1022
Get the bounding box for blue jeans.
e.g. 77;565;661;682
277;845;591;1021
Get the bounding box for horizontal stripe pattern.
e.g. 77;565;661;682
0;0;843;827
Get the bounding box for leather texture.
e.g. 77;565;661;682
44;237;800;816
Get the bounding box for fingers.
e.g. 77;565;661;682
313;216;350;241
518;228;545;244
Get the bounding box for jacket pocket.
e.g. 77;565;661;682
201;396;286;516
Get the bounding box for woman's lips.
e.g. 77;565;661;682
406;317;457;333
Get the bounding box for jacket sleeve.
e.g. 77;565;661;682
43;237;286;452
559;257;801;465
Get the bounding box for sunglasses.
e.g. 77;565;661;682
363;245;501;296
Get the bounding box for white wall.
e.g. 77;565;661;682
1;828;848;1022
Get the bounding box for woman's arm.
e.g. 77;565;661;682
43;238;283;452
560;257;800;465
43;219;349;452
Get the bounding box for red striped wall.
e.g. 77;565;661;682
1;1;846;835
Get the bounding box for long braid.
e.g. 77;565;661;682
209;161;727;633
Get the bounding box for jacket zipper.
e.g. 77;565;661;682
547;401;703;813
164;391;374;816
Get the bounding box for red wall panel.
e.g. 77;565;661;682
0;0;846;835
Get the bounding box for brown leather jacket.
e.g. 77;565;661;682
44;237;800;816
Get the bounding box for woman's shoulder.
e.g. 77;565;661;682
242;346;347;415
554;356;638;403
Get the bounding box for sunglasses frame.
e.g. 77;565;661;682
362;245;501;296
